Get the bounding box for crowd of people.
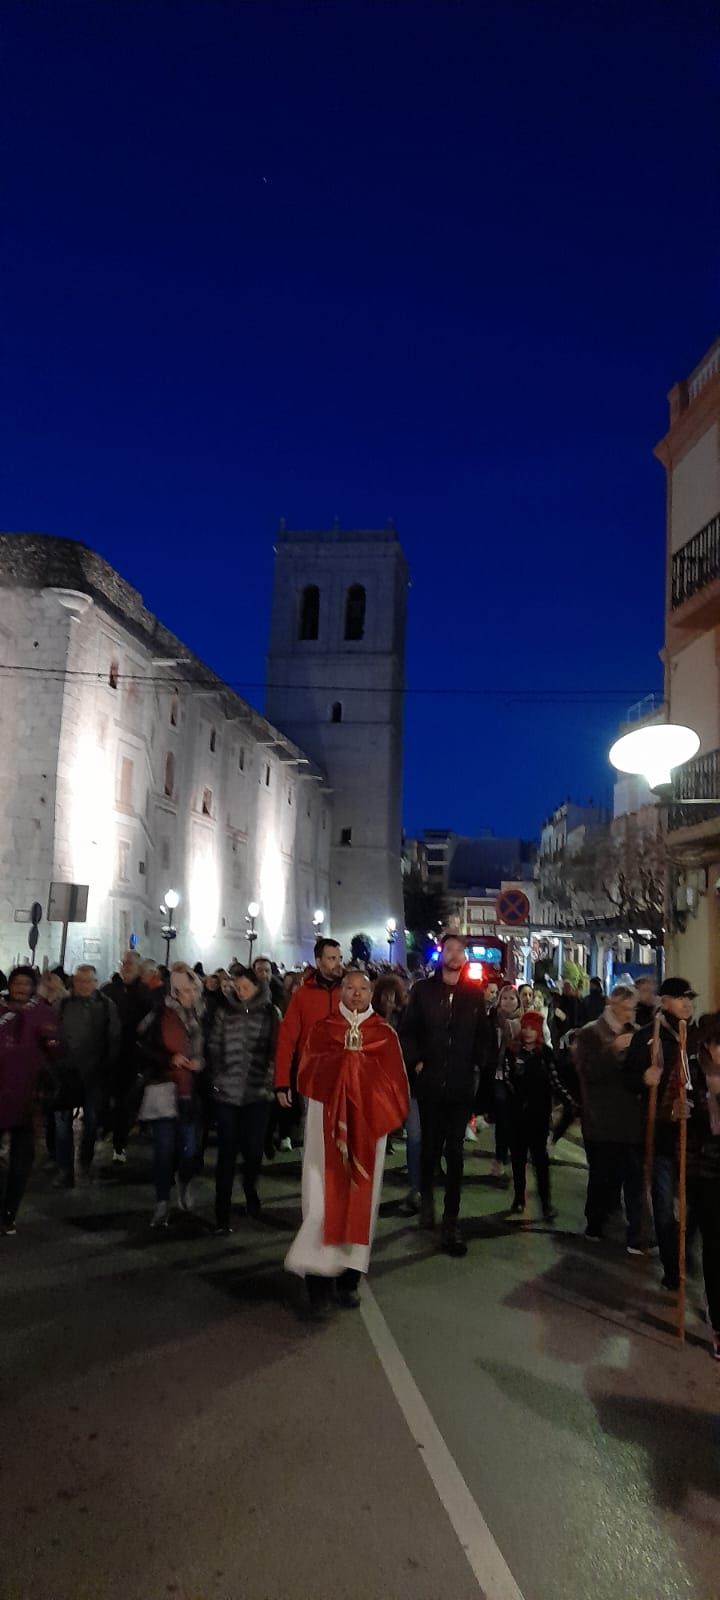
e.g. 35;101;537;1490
0;934;718;1358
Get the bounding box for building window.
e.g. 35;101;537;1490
109;658;119;690
170;695;178;727
344;584;366;641
202;787;213;817
331;701;343;723
298;584;320;641
264;763;271;787
210;727;217;753
118;756;134;810
138;859;146;876
287;785;293;806
164;752;175;798
238;746;245;772
117;840;130;882
340;827;352;846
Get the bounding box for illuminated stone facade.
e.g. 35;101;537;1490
0;535;331;976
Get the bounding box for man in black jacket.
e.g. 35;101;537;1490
400;934;490;1257
102;951;153;1162
624;976;697;1290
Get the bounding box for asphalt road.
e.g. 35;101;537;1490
1;1127;719;1600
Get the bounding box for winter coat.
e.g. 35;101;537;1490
136;998;204;1098
209;984;280;1106
575;1015;645;1144
0;998;57;1128
274;969;342;1090
54;992;121;1108
686;1061;720;1184
400;968;491;1105
503;1043;554;1124
624;1014;698;1157
101;975;153;1067
580;990;605;1025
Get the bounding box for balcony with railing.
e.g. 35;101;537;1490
671;514;720;610
668;747;720;833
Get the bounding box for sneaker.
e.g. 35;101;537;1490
112;1150;127;1165
279;1137;293;1153
508;1199;526;1219
1;1220;17;1236
584;1229;603;1242
441;1221;468;1258
464;1123;478;1143
214;1223;233;1236
150;1202;169;1229
244;1189;261;1220
400;1188;421;1216
52;1170;74;1190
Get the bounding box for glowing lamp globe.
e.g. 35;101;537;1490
609;724;699;791
247;901;260;919
164;888;180;910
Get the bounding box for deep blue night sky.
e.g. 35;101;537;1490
3;1;719;838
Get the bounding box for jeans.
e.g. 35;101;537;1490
55;1085;104;1175
584;1140;643;1246
215;1099;271;1227
651;1151;678;1286
151;1099;197;1203
418;1099;472;1220
509;1108;551;1210
406;1097;421;1192
686;1176;720;1333
493;1080;510;1165
0;1122;34;1225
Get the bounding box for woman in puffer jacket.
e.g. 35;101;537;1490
208;963;280;1233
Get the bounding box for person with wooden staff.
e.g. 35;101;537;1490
625;978;697;1294
686;1013;720;1362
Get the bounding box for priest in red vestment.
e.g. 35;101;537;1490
285;968;409;1314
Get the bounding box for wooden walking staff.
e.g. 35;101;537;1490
676;1018;692;1344
642;1012;662;1222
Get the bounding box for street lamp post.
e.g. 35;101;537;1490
246;901;260;964
386;916;398;964
161;888;179;966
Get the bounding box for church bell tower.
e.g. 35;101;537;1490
266;522;408;961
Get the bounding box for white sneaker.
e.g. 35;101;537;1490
112;1150;127;1165
279;1137;293;1153
150;1202;169;1228
464;1124;478;1143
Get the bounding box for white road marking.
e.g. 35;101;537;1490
361;1286;526;1600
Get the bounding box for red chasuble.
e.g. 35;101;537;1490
298;1012;409;1247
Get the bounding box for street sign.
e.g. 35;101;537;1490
496;889;530;927
30;902;43;926
48;883;89;924
28;926;39;954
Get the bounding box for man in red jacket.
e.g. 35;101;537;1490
275;938;343;1114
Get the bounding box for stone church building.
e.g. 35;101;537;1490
0;528;407;977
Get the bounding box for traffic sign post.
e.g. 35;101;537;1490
495;889;531;928
28;900;43;958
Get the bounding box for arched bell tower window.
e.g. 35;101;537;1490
298;584;320;641
344;584;366;641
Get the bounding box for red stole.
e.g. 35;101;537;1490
298;1012;409;1246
